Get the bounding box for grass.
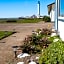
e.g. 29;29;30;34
0;31;16;40
18;18;43;23
0;18;43;23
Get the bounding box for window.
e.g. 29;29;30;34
60;0;64;16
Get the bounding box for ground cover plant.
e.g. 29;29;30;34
0;31;16;40
39;36;64;64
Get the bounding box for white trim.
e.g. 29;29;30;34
58;0;60;16
58;16;64;19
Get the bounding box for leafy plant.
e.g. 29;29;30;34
48;36;60;42
39;40;64;64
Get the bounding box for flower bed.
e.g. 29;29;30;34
16;28;63;64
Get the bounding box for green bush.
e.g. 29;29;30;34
22;29;52;54
39;40;64;64
6;20;17;23
43;16;51;22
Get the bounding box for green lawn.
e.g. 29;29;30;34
17;18;43;23
0;31;15;40
0;18;43;23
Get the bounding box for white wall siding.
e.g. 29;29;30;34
50;10;55;22
58;17;64;41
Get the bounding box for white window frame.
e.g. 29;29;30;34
58;0;64;25
55;0;64;30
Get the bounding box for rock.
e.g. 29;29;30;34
39;31;42;34
51;33;57;37
17;53;30;58
36;56;39;60
17;62;24;64
29;61;36;64
52;29;55;32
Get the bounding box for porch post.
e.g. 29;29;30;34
55;0;60;31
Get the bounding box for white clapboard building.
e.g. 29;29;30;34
48;0;64;41
47;3;55;22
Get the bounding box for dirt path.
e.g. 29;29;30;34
0;22;54;64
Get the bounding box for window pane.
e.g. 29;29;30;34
60;0;64;16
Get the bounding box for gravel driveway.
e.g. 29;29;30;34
0;22;54;64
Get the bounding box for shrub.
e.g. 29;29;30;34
43;16;51;22
40;37;51;48
22;35;42;54
39;40;64;64
6;20;17;23
22;29;52;54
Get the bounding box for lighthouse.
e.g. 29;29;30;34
37;1;40;18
